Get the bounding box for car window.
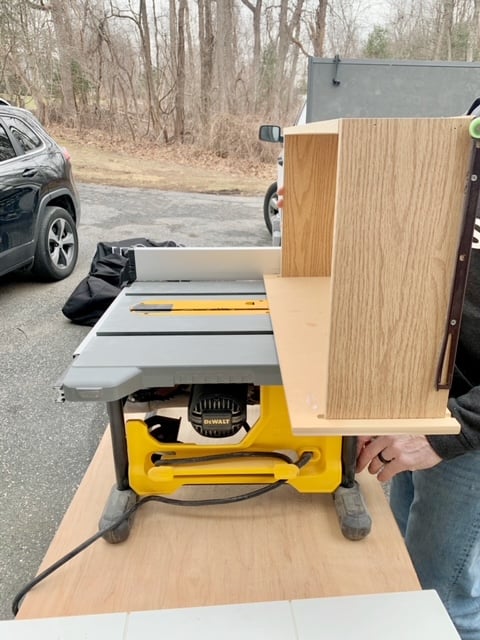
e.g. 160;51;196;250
0;122;16;162
3;116;42;153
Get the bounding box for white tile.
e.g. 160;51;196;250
3;591;460;639
127;601;298;640
291;590;460;640
0;613;127;639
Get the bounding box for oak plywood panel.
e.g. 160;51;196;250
327;118;471;418
282;134;338;277
18;430;420;620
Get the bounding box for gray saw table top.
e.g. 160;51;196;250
61;280;282;402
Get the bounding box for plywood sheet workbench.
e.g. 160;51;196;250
18;428;420;619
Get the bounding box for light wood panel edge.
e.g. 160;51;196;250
264;274;330;418
289;413;460;436
284;120;340;135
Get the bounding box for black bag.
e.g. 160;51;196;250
62;238;180;326
61;272;122;326
91;238;179;264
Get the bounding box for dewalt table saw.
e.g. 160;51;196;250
60;246;371;544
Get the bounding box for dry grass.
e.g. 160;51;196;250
49;123;278;196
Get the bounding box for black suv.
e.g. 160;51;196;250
0;104;80;280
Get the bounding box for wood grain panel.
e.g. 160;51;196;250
327;118;471;418
18;429;420;619
282;134;338;277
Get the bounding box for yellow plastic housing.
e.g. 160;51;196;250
126;385;343;495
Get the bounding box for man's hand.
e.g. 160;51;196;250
356;434;442;482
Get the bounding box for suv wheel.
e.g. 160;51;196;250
32;206;79;281
263;181;278;234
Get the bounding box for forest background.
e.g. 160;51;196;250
1;0;480;193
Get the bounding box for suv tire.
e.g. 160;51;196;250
32;206;79;281
263;181;278;234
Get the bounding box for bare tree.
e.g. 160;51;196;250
198;0;215;126
216;0;235;113
471;0;480;60
327;0;366;57
262;0;306;117
26;0;77;123
310;0;328;56
139;0;161;135
434;0;455;60
175;0;187;141
2;0;477;158
240;0;263;109
275;0;290;111
169;0;178;71
0;0;48;116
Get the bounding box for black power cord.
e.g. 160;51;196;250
12;450;313;616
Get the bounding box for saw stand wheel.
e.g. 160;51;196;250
333;481;372;541
99;485;138;544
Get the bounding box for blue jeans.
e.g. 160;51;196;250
390;452;480;640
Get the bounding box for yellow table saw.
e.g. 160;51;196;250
59;247;371;544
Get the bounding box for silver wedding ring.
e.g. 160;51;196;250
378;450;393;464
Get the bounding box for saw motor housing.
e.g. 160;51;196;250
188;383;249;438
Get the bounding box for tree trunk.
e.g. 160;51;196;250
240;0;263;110
434;0;455;60
169;0;178;72
45;0;77;124
198;0;214;126
175;0;187;142
274;0;305;118
216;0;235;113
467;0;480;61
53;1;76;120
286;0;305;115
312;0;328;56
139;0;160;136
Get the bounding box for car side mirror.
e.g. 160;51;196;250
259;125;283;144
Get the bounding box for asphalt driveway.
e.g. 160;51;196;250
0;183;270;619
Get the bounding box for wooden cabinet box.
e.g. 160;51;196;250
265;117;474;435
